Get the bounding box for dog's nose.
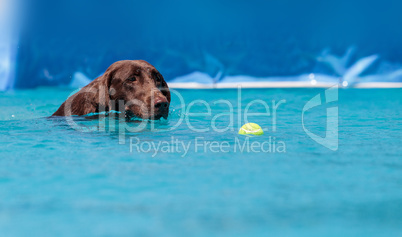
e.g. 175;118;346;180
154;98;168;110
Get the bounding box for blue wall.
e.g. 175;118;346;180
11;0;402;88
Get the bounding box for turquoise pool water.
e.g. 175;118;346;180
0;88;401;236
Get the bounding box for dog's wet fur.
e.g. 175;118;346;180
53;60;170;120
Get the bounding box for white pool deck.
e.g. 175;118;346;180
168;82;402;89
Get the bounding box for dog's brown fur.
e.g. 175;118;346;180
53;60;170;119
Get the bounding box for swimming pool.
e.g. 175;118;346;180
0;87;401;236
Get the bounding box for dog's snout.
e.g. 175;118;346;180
154;98;168;109
153;97;169;119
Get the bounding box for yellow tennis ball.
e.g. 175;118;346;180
239;123;264;136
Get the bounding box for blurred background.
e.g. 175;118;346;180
1;0;402;90
1;2;402;236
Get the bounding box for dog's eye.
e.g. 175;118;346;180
127;77;136;82
155;75;161;82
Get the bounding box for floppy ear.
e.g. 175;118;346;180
103;66;115;89
160;74;171;103
53;64;116;116
96;66;116;109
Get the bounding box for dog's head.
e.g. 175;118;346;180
101;60;170;120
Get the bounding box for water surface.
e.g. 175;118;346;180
0;88;401;236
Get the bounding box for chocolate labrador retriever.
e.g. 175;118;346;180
53;60;170;120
